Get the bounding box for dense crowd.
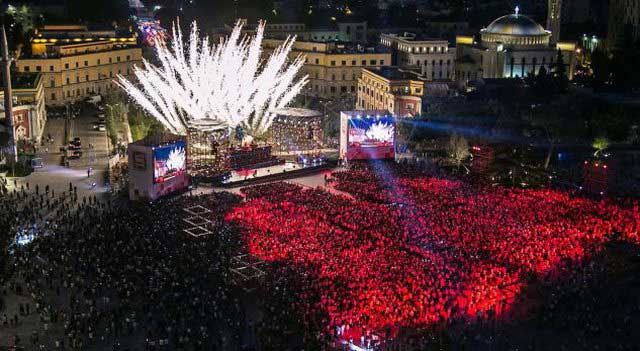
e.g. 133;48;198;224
1;160;639;350
226;162;640;348
0;183;281;350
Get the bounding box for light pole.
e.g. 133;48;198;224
1;21;17;163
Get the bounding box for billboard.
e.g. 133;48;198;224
346;116;395;160
153;141;187;183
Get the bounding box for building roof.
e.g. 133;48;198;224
0;72;41;90
368;66;425;81
482;14;548;36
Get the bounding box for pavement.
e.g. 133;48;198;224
3;106;113;201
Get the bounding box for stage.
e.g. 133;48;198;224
219;160;336;188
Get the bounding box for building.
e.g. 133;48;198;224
229;20;368;43
380;33;455;80
455;9;577;83
15;25;142;105
547;0;562;43
607;0;640;49
357;66;425;116
0;72;47;143
262;39;392;99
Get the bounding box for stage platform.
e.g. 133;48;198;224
219;161;336;188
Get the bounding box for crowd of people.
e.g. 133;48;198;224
226;162;640;349
1;159;639;350
0;182;291;350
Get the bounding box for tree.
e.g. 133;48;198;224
551;49;569;93
447;133;470;169
592;136;609;157
590;48;611;88
525;104;562;169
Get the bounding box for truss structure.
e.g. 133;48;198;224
230;253;266;283
182;205;214;238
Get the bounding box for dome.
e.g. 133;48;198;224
483;14;548;36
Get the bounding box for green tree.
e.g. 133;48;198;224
551;49;569;93
592;136;609;157
447;133;470;170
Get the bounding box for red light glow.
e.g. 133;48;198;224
225;172;640;338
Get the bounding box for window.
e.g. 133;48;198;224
331;60;336;66
76;76;79;83
75;62;79;68
341;86;347;93
380;60;385;65
23;66;30;72
370;60;377;65
66;77;70;85
51;93;56;100
65;63;69;69
341;60;346;66
49;65;54;72
126;55;130;61
330;86;336;93
315;59;319;64
362;60;366;65
117;56;121;62
84;60;88;66
352;60;356;65
331;74;336;81
350;86;355;92
85;75;89;81
97;59;101;65
50;80;55;87
109;57;112;63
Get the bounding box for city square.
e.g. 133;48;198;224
1;0;640;350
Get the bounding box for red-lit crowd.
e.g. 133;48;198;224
226;162;640;341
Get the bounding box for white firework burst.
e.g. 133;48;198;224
116;20;308;137
166;147;186;171
365;122;395;143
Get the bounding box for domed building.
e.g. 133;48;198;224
455;8;576;82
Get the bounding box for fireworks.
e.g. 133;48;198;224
116;20;308;138
365;122;395;143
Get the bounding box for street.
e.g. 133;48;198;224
6;105;113;200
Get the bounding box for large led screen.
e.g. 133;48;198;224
153;141;186;183
347;116;395;160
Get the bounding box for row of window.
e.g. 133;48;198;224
412;59;452;66
325;59;385;66
22;55;133;72
49;81;115;101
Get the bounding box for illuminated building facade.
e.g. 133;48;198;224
455;9;576;83
262;39;391;99
607;0;640;49
15;25;142;105
379;33;456;81
357;67;425;117
547;0;562;43
0;72;47;143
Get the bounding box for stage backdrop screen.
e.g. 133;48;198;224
153;141;187;183
347;116;395;160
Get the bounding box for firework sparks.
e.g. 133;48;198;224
116;20;308;137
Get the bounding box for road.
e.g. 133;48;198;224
6;106;113;200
